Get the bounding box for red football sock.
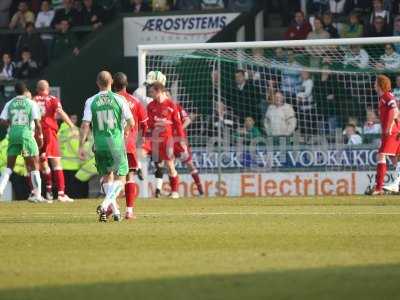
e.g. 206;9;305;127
169;175;179;192
53;169;65;195
42;169;52;193
125;181;137;208
191;170;203;194
375;162;387;191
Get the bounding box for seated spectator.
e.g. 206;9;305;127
81;0;104;29
393;74;400;101
52;0;81;29
126;0;151;12
393;16;400;53
375;43;400;70
363;109;381;135
307;17;330;39
15;22;47;67
227;0;255;11
340;12;363;38
0;53;15;81
307;0;329;16
9;1;36;30
296;71;316;136
344;116;362;134
264;91;296;136
201;0;225;10
0;0;12;28
364;16;392;37
52;20;80;59
328;0;348;21
343;44;369;69
35;0;55;50
344;123;363;145
322;12;339;38
15;49;39;79
284;11;312;40
151;0;172;11
235;116;262;145
369;0;391;26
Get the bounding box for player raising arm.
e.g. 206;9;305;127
0;82;44;202
113;72;148;219
79;71;134;222
368;75;400;195
34;80;75;202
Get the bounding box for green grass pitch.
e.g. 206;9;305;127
1;196;400;300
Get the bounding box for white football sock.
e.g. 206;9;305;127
155;178;163;190
0;168;12;195
31;170;42;196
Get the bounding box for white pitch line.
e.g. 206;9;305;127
1;211;400;219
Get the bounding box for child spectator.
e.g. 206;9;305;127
0;53;15;81
344;123;363;145
235;116;262;145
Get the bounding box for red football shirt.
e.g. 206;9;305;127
175;103;189;138
147;98;184;139
379;91;399;135
118;91;148;153
33;93;61;131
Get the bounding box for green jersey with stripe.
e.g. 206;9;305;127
82;90;132;151
0;96;39;144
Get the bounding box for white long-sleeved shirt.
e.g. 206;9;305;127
344;49;369;68
35;10;55;40
381;52;400;70
296;79;314;111
264;103;297;136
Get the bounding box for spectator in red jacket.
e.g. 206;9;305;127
284;11;312;40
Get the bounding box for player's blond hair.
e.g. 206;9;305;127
376;75;392;93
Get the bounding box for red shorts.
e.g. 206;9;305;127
174;142;192;164
379;133;400;155
127;152;139;170
142;137;174;162
41;128;60;158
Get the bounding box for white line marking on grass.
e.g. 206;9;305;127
1;211;400;220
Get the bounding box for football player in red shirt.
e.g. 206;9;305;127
165;91;203;195
113;72;148;219
369;75;400;195
145;82;186;198
33;80;75;202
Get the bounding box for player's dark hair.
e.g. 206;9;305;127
15;81;27;96
113;72;128;91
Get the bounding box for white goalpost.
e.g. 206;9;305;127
138;36;400;197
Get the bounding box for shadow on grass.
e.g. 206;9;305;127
1;264;400;300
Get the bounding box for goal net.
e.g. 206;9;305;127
138;37;400;197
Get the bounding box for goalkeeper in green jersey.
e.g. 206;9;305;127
0;82;44;202
79;71;134;222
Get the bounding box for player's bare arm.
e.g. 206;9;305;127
79;121;91;160
57;108;75;128
34;119;43;149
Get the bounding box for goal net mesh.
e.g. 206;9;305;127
142;40;400;174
